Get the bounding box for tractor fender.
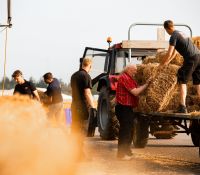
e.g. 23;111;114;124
97;75;119;92
97;76;109;92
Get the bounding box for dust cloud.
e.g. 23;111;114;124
0;95;78;175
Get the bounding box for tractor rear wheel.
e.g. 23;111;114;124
132;117;149;148
97;87;119;140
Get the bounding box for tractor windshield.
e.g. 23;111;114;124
115;50;142;74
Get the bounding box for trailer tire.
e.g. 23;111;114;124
190;120;200;147
132;117;149;148
150;124;176;139
97;87;119;140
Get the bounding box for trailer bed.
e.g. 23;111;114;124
138;111;200;120
133;110;200;157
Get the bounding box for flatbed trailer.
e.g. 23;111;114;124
132;111;200;157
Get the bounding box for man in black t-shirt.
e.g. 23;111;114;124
159;20;200;113
71;58;95;130
70;57;95;160
43;72;63;123
12;70;40;101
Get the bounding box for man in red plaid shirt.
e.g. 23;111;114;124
115;64;150;160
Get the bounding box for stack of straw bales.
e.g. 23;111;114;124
137;37;200;113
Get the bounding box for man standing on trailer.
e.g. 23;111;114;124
159;20;200;113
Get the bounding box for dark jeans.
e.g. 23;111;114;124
115;104;135;157
71;102;88;134
71;103;89;160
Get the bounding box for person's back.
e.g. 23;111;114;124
170;30;200;58
70;58;94;161
43;72;64;124
46;78;63;104
71;69;90;107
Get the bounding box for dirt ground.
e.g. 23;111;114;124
75;132;200;175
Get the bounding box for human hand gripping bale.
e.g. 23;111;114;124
137;63;180;113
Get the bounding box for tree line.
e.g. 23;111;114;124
0;76;72;95
0;76;98;95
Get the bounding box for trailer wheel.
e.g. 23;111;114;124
97;87;119;140
132;117;149;148
190;120;200;147
150;123;176;139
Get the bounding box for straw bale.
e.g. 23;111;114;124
137;95;152;113
142;56;158;64
190;111;200;117
188;105;200;113
137;63;179;112
161;90;200;112
187;95;200;106
192;36;200;50
162;91;179;111
142;63;159;80
156;51;183;66
142;51;183;66
187;81;196;95
135;64;146;84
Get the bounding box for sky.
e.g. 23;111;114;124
0;0;200;83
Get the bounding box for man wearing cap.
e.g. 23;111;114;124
12;70;40;101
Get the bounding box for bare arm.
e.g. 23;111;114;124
160;45;176;66
130;83;148;96
84;88;95;108
33;90;41;102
